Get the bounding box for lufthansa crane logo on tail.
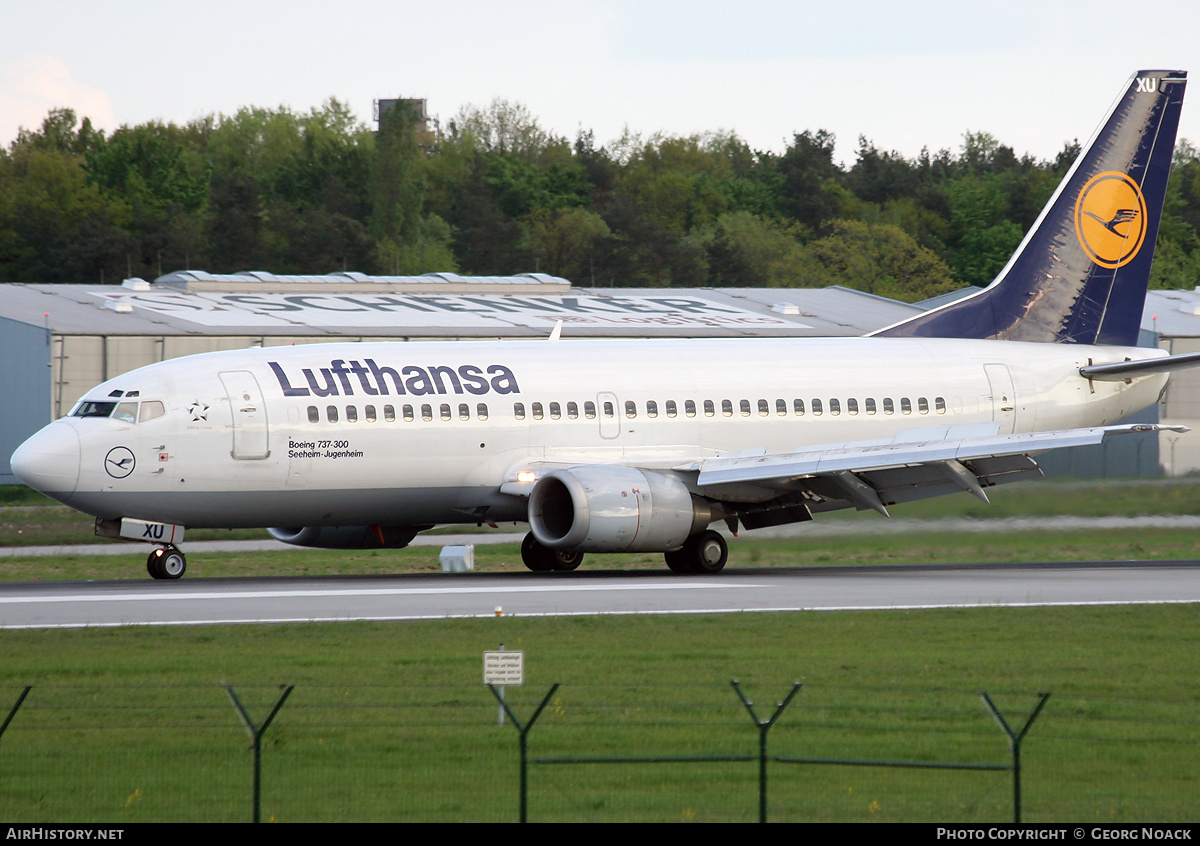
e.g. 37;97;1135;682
1073;171;1148;268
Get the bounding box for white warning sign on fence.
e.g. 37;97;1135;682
483;651;524;686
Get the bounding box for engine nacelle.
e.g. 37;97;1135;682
528;466;711;553
268;525;424;549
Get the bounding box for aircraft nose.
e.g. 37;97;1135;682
10;423;80;499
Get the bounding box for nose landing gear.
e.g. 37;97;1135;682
146;545;187;580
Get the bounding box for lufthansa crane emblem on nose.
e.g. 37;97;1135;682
104;447;136;479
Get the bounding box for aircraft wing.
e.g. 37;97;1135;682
688;422;1187;520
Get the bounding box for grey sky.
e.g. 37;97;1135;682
3;1;1198;166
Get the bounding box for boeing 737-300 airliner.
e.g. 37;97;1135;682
11;70;1199;578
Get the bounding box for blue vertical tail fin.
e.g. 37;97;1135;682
874;70;1187;346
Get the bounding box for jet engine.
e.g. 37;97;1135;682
528;466;712;553
268;525;426;549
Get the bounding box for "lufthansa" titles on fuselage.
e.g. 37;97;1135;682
267;359;521;398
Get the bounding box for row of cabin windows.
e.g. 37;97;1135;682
308;403;491;424
308;396;948;424
513;397;947;420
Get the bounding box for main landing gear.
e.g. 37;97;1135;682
146;545;187;580
521;533;584;572
664;530;728;574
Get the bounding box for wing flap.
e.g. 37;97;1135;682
696;423;1183;491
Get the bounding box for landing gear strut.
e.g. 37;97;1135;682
146;545;187;580
521;532;584;572
664;530;728;574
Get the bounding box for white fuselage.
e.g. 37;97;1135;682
14;336;1167;529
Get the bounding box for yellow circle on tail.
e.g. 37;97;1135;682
1073;171;1147;268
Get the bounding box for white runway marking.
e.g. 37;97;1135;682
4;597;1198;631
0;580;752;605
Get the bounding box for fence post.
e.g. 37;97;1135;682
731;679;803;823
489;683;559;823
980;691;1050;824
225;684;294;823
1;686;31;794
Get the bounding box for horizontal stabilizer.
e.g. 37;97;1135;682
1080;351;1200;380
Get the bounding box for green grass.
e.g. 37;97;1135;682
1;527;1199;582
0;606;1197;822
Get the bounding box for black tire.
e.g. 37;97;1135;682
521;533;554;572
684;530;728;574
148;546;187;580
664;548;693;574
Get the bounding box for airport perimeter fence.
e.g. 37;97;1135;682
0;681;1196;823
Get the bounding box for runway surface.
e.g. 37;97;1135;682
1;561;1198;630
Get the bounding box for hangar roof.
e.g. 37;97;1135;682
0;277;923;339
1145;289;1200;338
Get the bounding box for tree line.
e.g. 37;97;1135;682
3;98;1199;301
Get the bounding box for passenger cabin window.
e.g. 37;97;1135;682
665;400;677;418
865;398;876;415
385;405;396;422
794;399;805;415
647;400;658;418
758;399;769;416
549;402;561;420
901;398;912;415
459;403;470;421
625;401;637;418
365;405;377;423
936;397;946;414
514;403;526;420
812;399;823;416
722;400;733;417
401;405;412;422
327;406;338;423
346;405;358;423
584;401;596;419
567;402;578;419
440;404;452;421
776;399;787;416
307;406;319;423
685;400;696;418
847;398;858;416
740;400;751;416
883;398;895;415
705;400;716;417
421;404;433;422
603;401;614;418
829;399;841;416
477;403;488;421
532;402;544;420
918;397;929;414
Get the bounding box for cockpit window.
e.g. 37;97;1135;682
72;401;118;418
71;399;165;423
139;401;165;422
112;403;139;423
